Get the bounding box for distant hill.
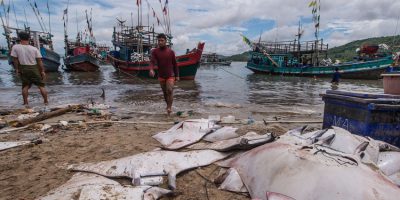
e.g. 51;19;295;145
226;51;250;61
327;35;400;61
227;35;400;62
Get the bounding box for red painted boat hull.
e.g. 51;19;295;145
108;43;205;80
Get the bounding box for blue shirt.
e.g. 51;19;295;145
332;72;340;83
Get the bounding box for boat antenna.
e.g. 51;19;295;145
116;18;126;26
75;10;79;36
47;0;51;34
295;20;304;51
136;0;140;27
131;12;134;27
258;29;263;44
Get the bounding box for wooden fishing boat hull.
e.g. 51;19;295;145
108;43;205;80
0;54;8;60
40;48;60;72
246;56;393;80
64;53;100;72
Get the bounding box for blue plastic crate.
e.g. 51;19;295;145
322;90;400;147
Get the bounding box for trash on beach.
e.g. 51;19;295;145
40;124;52;132
176;110;193;118
152;119;218;150
68;150;229;190
189;132;274;152
216;126;400;200
37;173;172;200
85;103;110;110
0;141;31;151
17;113;39;120
59;121;68;127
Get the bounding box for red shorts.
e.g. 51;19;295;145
158;77;175;84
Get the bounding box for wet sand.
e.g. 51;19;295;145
0;111;305;200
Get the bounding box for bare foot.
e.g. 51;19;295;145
167;108;172;116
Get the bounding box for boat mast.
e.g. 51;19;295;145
0;7;11;51
310;0;321;66
295;20;303;63
63;0;69;57
47;0;51;35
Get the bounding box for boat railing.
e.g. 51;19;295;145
256;39;328;54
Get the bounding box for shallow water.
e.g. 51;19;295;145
0;61;384;120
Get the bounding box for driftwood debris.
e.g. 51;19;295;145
14;105;82;127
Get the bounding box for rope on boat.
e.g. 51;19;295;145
116;67;151;84
216;66;246;80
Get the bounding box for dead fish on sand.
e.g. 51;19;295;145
69;150;229;190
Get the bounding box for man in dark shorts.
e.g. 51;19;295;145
149;33;179;115
331;67;341;85
11;31;48;106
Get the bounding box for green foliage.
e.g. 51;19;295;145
328;35;400;61
225;51;250;61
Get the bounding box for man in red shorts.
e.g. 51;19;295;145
149;33;179;115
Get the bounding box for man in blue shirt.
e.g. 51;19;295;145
331;67;340;85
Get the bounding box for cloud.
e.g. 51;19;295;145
1;0;399;55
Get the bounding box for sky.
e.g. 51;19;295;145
1;0;400;56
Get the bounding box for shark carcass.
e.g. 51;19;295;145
37;173;171;200
216;126;400;200
152;119;218;150
68;150;229;190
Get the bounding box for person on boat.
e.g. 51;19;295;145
386;63;395;73
149;33;179;115
331;67;341;85
11;31;48;107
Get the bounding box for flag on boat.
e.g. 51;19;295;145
308;1;317;7
241;34;252;47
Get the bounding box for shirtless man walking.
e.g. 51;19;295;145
149;33;179;115
11;31;48;106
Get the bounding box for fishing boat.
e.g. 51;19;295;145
1;1;60;72
244;39;393;79
201;52;231;66
63;9;100;72
107;1;204;80
0;46;8;59
97;44;110;65
4;28;61;72
243;1;393;80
